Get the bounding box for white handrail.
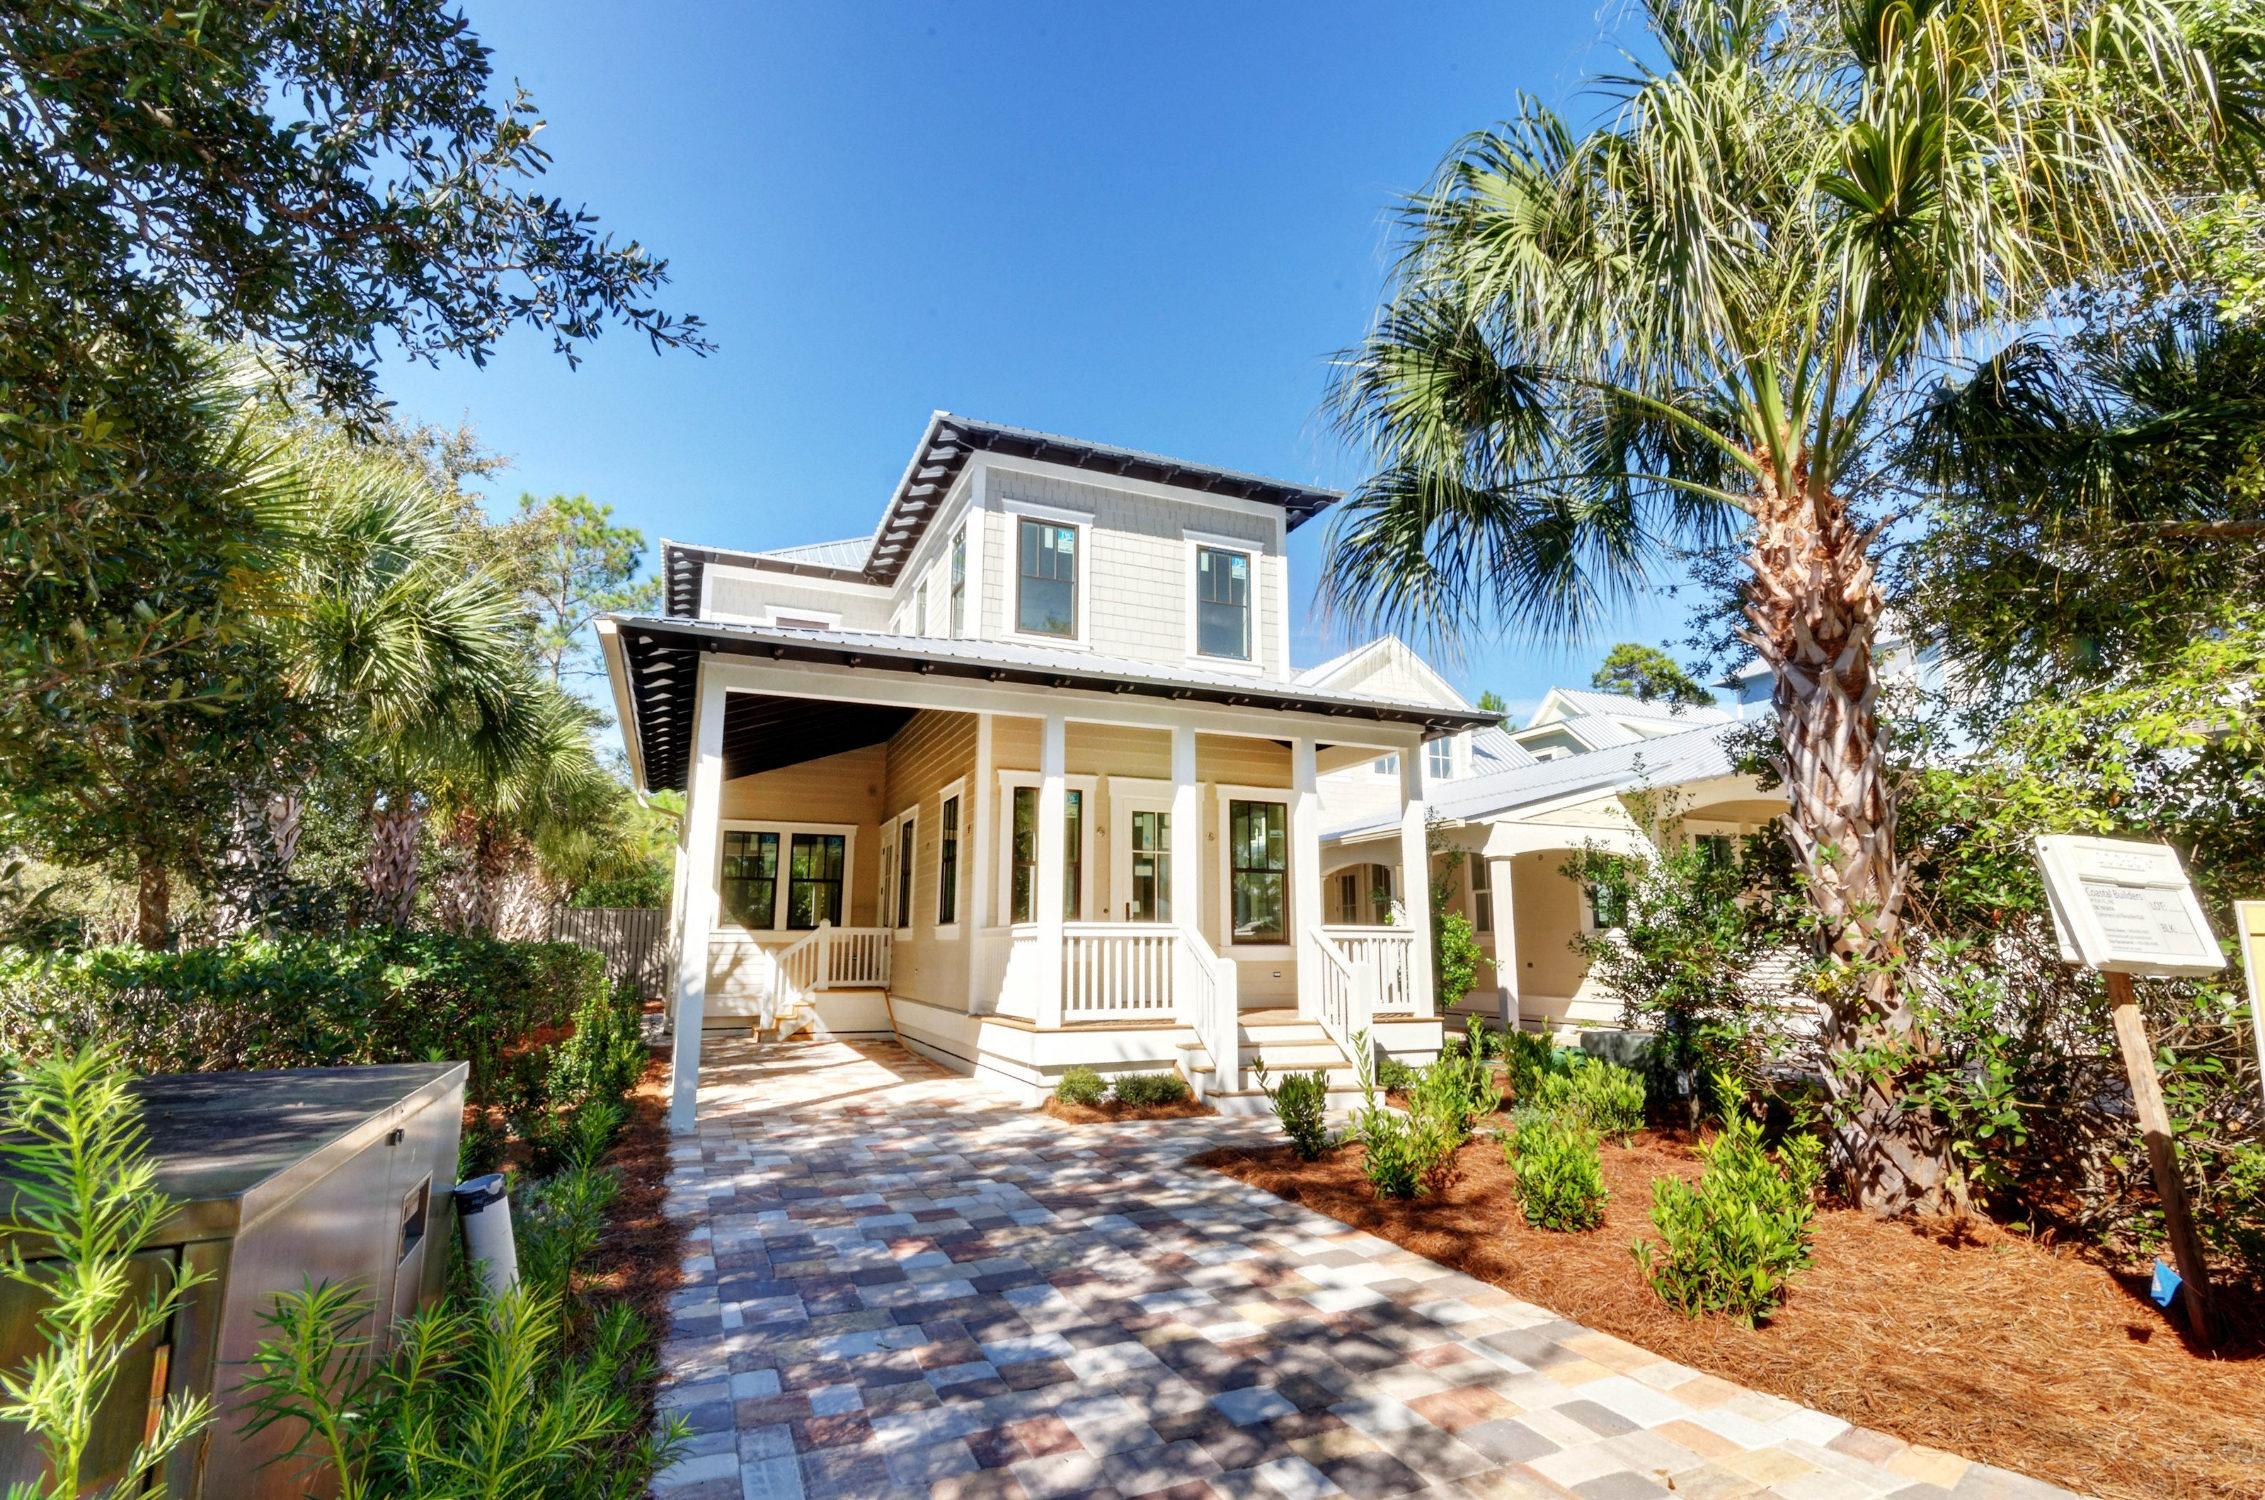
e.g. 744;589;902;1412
762;921;893;1027
1061;922;1178;1020
1175;927;1239;1099
1304;929;1374;1065
1323;927;1418;1015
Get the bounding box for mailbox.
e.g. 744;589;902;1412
0;1062;466;1496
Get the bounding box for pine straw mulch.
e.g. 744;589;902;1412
571;1051;684;1426
1042;1094;1213;1124
1194;1128;2265;1500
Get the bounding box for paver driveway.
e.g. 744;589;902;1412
651;1037;2072;1500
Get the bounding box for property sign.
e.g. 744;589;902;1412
2033;836;2224;978
2238;902;2265;1112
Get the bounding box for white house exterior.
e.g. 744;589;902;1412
1311;661;1787;1035
601;414;1497;1130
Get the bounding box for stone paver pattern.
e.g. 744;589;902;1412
652;1037;2075;1500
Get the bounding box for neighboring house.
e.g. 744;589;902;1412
601;414;1497;1129
1314;669;1783;1035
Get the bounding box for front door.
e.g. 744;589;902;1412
1113;797;1172;922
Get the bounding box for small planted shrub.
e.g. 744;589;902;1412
1634;1106;1826;1325
1352;1031;1456;1199
1054;1066;1106;1107
1112;1071;1190;1108
1505;1029;1570;1103
1506;1109;1607;1231
1255;1062;1331;1160
1375;1054;1420;1093
1533;1056;1647;1141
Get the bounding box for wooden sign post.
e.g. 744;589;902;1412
2033;836;2224;1351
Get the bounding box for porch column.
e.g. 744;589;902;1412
1290;736;1322;1018
1399;748;1435;1011
1486;854;1518;1032
1034;713;1068;1029
668;664;729;1135
1169;726;1199;932
965;712;993;1006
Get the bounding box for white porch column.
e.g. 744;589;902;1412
1290;736;1323;1019
1034;713;1068;1029
668;664;729;1135
1399;748;1435;1012
965;712;993;1006
1486;854;1518;1032
1169;726;1199;931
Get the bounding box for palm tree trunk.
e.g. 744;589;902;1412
134;850;170;949
468;817;512;936
266;792;303;871
366;796;425;928
1744;474;1953;1216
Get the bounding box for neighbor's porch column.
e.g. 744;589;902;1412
1400;747;1435;1010
1169;725;1199;932
667;663;729;1135
1290;736;1322;1018
1033;712;1068;1029
1486;853;1518;1033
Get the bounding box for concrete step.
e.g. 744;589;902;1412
1237;1021;1330;1046
1244;1040;1348;1070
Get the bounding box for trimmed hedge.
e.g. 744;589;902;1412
0;930;605;1111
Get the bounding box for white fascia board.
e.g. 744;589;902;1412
596;619;648;792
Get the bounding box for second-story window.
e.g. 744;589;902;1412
1427;738;1455;780
1016;519;1077;638
949;532;966;638
1194;546;1252;660
895;816;916;931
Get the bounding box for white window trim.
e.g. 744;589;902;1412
933;776;967;939
1183;530;1264;674
1212;783;1296;956
1105;776;1176;924
947;531;968;642
994;769;1099;925
998;498;1093;650
713;820;860;935
884;805;920;934
757;605;844;631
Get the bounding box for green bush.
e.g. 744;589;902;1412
1353;1031;1458;1198
1054;1066;1106;1106
1506;1110;1608;1231
1433;908;1485;1010
1634;1107;1826;1325
1533;1056;1647;1141
1111;1071;1190;1107
1375;1055;1420;1093
549;978;647;1114
1505;1030;1571;1103
1256;1064;1330;1160
0;929;605;1112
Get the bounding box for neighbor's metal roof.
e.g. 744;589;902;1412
1534;687;1734;725
1326;720;1748;841
611;616;1499;793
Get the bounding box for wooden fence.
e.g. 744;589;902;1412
547;906;669;998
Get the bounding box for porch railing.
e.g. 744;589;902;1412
1304;929;1373;1068
1323;926;1418;1015
761;921;892;1027
1175;928;1239;1100
1061;922;1178;1021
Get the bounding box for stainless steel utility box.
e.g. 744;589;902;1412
0;1062;466;1497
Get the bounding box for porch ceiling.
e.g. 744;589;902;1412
723;695;915;781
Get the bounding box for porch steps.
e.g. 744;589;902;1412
1202;1012;1367;1118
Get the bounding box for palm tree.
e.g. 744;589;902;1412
435;683;621;936
1320;0;2245;1212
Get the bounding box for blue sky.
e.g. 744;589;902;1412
378;1;1708;721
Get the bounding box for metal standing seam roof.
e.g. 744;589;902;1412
1534;687;1735;726
662;413;1346;615
611;616;1502;794
1325;719;1748;841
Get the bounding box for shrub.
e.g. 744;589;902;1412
0;1046;213;1491
1634;1106;1826;1325
0;929;606;1113
1433;908;1485;1011
1352;1031;1457;1199
1054;1066;1106;1106
549;977;648;1115
1255;1063;1330;1160
1533;1056;1647;1141
1505;1030;1570;1103
1507;1110;1608;1231
1112;1071;1190;1107
1375;1055;1420;1093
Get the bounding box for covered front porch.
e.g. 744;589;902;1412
605;623;1497;1130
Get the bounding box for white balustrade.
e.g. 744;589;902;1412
1323;926;1418;1015
763;921;893;1026
1060;922;1178;1021
1174;928;1239;1099
1304;929;1377;1067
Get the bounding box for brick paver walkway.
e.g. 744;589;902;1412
651;1038;2073;1500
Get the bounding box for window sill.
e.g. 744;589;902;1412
1189;652;1265;676
1005;629;1088;651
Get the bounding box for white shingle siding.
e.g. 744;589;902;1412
702;566;892;631
984;471;1284;676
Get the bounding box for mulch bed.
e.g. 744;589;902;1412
1042;1095;1213;1124
1195;1128;2265;1500
574;1051;683;1420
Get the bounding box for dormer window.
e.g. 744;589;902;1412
1016;519;1078;639
1427;738;1455;781
1194;545;1253;661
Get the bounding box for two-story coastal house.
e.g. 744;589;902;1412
601;414;1499;1130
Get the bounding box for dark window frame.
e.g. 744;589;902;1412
786;832;846;931
1015;517;1079;639
1193;544;1253;661
937;794;960;926
719;830;780;930
1228;799;1289;945
894;815;916;932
